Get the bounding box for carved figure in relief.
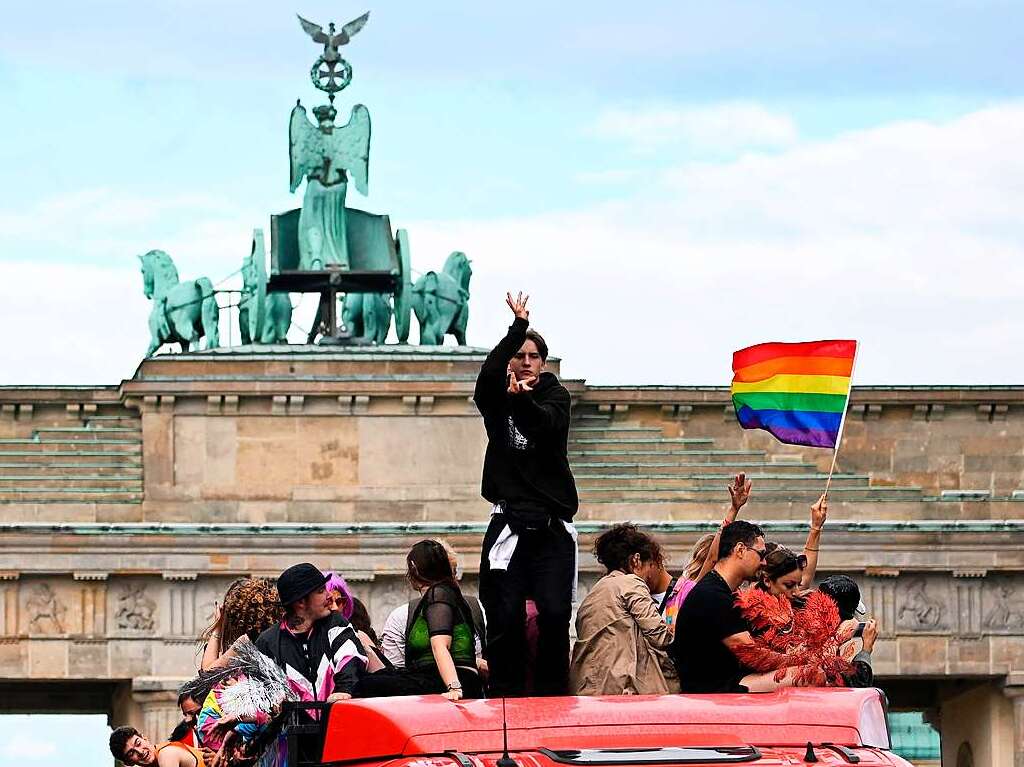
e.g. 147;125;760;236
26;584;65;634
983;582;1024;629
897;578;943;629
116;584;156;632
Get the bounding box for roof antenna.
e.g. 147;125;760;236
496;697;518;767
803;742;819;763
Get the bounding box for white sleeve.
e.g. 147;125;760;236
379;603;408;668
474;597;487;658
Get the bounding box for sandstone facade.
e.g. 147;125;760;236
1;346;1023;763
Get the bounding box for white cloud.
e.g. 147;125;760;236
591;102;799;155
407;104;1024;385
1;103;1023;386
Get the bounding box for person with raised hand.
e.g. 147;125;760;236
655;473;753;626
474;291;579;697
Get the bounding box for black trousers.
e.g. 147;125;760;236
479;513;575;697
354;665;483;699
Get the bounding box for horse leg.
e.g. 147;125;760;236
239;305;252;345
454;303;469;346
197;278;219;349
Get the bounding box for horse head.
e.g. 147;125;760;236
138;249;179;299
443;251;472;294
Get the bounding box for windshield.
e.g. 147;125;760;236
537;748;761;765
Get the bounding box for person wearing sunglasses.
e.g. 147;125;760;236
756;494;828;603
670;520;812;694
756;546;810;601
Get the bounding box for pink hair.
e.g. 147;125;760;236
323;571;355;620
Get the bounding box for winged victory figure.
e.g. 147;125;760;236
289;101;371;270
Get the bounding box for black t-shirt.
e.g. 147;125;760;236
670;570;751;693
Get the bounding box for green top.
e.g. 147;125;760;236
406;583;476;672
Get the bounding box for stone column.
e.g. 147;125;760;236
131;677;188;741
1005;679;1024;767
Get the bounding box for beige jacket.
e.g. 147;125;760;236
570;570;674;696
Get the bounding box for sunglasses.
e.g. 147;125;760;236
763;549;809;574
748;545;768;561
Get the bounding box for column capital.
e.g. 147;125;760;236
1004;678;1024;699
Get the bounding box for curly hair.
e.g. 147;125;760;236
198;577;283;653
593;523;663;574
221;577;283;647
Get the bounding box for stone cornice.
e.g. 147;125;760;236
0;521;1019;535
580;385;1024;407
0;521;1019;578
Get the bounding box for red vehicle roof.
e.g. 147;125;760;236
321;689;896;765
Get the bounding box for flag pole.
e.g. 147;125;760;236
823;342;859;500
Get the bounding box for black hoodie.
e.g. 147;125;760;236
474;317;579;523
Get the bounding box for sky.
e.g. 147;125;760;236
0;715;109;767
1;1;1022;388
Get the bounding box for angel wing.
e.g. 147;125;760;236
289;103;325;193
337;12;370;44
296;14;330;44
327;104;371;195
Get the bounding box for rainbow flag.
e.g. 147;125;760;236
731;340;857;448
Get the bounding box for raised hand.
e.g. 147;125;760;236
507;369;537;395
811;494;828;529
506;291;530;321
861;619;878;651
728;472;752;511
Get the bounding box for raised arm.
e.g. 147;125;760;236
697;474;752;581
474;292;530;412
199;603;224;671
800;494;827;589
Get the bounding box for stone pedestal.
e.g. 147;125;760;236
131;677;188;742
124;345;568;524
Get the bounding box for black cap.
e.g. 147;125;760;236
818;574;865;621
277;563;329;606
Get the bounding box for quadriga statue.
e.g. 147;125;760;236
411;252;472;345
342;292;391;345
239;253;293;344
138;250;219;355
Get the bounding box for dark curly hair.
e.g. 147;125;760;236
198;577;283;653
593;523;663;574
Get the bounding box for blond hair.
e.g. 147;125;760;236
683;533;717;581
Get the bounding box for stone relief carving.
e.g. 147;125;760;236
897;578;945;630
26;584;65;634
116;584;157;632
984;582;1024;631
